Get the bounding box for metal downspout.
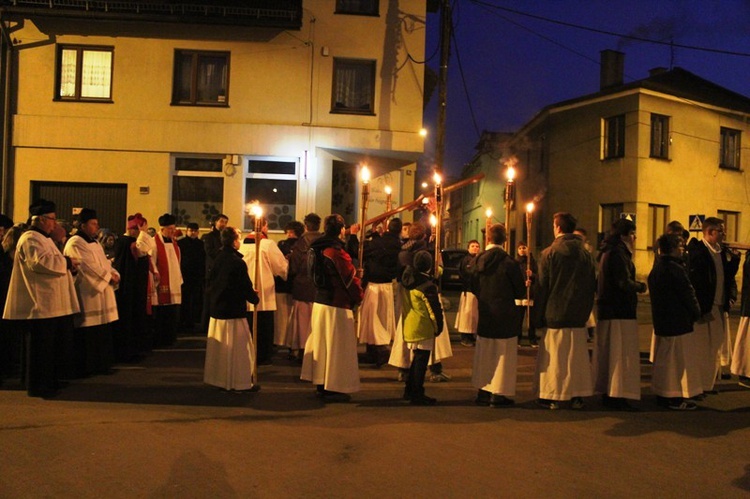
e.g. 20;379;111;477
0;13;12;215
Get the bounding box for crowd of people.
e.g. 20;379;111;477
1;199;749;413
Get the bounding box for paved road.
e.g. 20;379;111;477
1;300;750;498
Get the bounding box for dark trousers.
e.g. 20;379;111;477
405;348;431;398
180;282;204;330
24;316;73;397
247;311;274;364
81;324;114;375
153;305;179;347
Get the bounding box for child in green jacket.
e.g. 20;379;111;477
400;250;443;405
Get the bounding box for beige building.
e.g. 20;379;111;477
0;0;429;233
463;51;750;278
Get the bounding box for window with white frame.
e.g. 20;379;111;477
720;127;741;170
603;115;625;159
331;58;376;115
718;210;740;242
244;158;298;231
171;156;225;227
647;204;669;249
56;45;113;101
650;114;670;159
172;50;229;106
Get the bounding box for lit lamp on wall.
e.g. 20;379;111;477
250;201;263;384
503;165;516;252
485;208;492;248
357;165;371;278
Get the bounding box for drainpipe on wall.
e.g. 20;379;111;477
0;13;13;216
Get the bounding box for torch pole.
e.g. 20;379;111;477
357;178;370;278
252;215;261;384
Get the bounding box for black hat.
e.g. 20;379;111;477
158;213;177;226
29;199;56;217
413;250;433;273
186;222;199;231
0;214;12;229
79;208;97;224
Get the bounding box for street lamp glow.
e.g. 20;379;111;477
419;128;428;138
421;182;429;189
360;165;371;184
506;166;516;182
526;202;535;213
384;185;392;195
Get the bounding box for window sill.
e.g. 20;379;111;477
719;165;743;173
170;102;230;108
334;11;380;17
649;156;671;162
330;109;376;116
53;98;114;104
600;156;625;162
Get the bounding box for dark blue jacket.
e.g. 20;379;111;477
648;255;701;336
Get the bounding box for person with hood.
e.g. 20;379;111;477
359;217;403;367
649;233;703;410
286;213;322;362
686;217;739;394
535;212;597;410
455;239;480;347
275;220;303;350
592;218;647;411
300;214;363;402
471;224;526;407
400;250;443;405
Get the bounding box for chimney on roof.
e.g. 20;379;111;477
649;67;668;77
600;49;624;90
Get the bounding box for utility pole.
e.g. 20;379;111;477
435;0;451;175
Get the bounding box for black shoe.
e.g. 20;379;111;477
475;389;491;406
322;391;351;403
571;397;585;410
720;373;732;380
489;395;514;407
233;385;261;393
410;394;437;406
536;398;560;410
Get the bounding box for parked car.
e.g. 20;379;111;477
440;248;469;290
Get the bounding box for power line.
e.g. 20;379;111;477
450;19;481;140
468;0;750;57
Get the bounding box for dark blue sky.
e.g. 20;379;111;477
422;0;750;178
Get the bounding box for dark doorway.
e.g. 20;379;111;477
31;181;128;234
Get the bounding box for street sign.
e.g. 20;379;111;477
689;214;705;232
620;212;636;224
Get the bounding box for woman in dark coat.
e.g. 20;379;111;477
203;227;260;392
649;233;702;410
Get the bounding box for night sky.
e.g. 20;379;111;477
421;0;750;178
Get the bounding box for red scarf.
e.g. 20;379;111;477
155;233;180;305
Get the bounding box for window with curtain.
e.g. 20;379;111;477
331;58;376;115
171;157;225;227
172;50;229;106
600;203;624;237
335;0;379;15
650;114;670;159
56;45;113;101
720;127;741;170
602;114;625;159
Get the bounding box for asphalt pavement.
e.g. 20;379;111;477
1;295;750;498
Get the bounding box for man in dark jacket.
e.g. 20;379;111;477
179;222;206;333
686;217;739;393
649;233;702;410
535;212;597;410
199;214;228;333
359;218;403;366
274;221;303;352
470;224;526;407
